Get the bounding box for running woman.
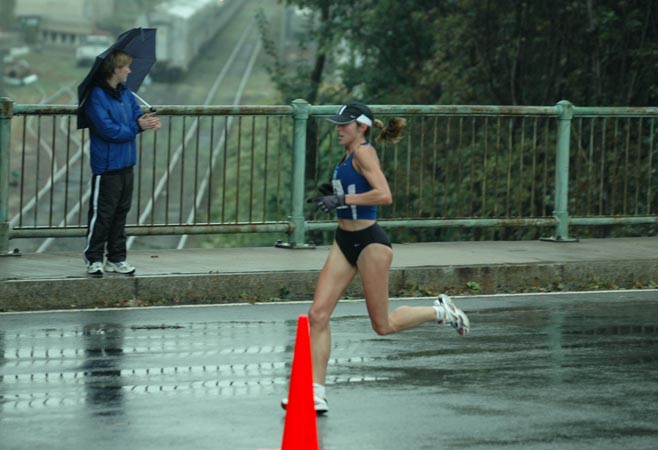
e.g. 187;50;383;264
284;102;470;414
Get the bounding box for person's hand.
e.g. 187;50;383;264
309;194;346;213
139;112;161;130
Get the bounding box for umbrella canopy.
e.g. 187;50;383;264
77;27;156;129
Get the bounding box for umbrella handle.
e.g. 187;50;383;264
131;91;155;113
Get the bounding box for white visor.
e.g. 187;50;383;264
355;114;372;127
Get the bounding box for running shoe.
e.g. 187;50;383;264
281;384;329;414
87;261;104;276
104;260;136;275
434;294;470;336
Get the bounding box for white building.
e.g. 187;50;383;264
15;0;115;47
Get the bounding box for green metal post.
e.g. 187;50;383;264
547;100;577;242
0;97;13;254
287;99;310;247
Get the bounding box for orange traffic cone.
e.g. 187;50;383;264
281;315;319;450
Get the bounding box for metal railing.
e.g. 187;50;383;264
1;97;658;252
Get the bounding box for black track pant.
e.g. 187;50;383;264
83;167;134;264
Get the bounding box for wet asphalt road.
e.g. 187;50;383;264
1;291;657;450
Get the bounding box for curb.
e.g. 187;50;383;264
2;259;657;312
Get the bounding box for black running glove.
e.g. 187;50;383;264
309;194;346;213
318;182;334;196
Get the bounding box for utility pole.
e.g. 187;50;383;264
0;48;6;97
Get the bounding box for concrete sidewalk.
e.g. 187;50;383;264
1;237;658;311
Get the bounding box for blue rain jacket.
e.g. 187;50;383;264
84;83;143;175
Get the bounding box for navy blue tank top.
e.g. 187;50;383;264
332;146;378;220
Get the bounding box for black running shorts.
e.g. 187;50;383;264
335;223;392;267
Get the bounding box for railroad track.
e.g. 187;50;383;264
7;3;268;258
128;19;263;252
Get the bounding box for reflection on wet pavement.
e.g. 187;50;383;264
82;324;124;416
1;292;657;449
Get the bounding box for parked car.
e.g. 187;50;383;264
4;59;38;86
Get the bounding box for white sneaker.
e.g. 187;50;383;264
434;294;470;336
281;383;329;414
87;261;104;276
104;260;135;275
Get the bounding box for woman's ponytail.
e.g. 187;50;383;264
374;117;407;144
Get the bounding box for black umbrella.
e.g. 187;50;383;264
77;27;156;129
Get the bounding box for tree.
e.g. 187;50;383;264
259;1;351;177
258;0;348;105
261;0;658;107
420;0;658;106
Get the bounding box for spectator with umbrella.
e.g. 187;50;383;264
78;28;160;276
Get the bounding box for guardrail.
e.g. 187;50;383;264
1;97;657;253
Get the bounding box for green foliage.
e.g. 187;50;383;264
262;1;658;106
421;0;658;106
258;1;658;243
257;1;349;104
466;281;481;292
